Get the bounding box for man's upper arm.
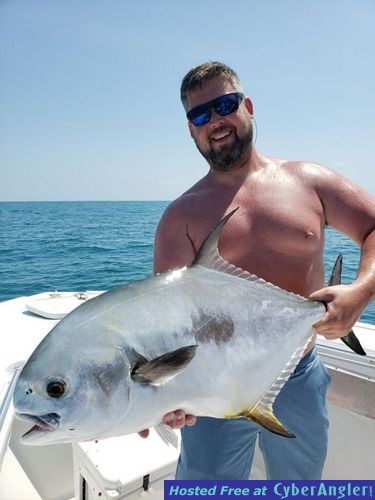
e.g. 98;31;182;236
153;205;197;274
313;164;375;244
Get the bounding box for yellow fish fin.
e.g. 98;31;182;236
225;402;295;438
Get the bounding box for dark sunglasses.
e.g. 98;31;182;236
186;92;245;127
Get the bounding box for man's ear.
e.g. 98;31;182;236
244;97;254;117
188;120;194;138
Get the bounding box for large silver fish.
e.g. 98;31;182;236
13;209;365;446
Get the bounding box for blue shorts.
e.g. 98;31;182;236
176;347;331;480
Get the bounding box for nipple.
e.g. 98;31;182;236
305;229;314;239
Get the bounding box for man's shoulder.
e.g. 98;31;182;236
157;191;203;231
278;159;335;185
279;158;324;174
161;178;212;221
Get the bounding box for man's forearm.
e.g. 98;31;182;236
355;229;375;303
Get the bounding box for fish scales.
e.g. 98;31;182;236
14;209;355;446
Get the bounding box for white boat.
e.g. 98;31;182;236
0;293;374;499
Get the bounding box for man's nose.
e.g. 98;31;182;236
209;109;225;127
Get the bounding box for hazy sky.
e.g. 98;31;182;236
1;0;374;201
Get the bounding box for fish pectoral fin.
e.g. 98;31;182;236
226;404;295;438
115;344;149;366
154;424;179;448
131;345;197;385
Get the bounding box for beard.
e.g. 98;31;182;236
195;122;253;172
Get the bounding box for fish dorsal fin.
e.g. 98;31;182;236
192;208;309;302
192;208;239;268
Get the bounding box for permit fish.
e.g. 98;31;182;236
13;209;365;446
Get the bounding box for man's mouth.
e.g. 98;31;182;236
210;129;232;143
15;412;61;437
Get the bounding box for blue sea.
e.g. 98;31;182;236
0;201;373;324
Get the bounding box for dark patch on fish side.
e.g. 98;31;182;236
192;310;235;344
92;355;127;397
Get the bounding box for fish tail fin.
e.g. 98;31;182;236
328;254;366;356
340;331;367;356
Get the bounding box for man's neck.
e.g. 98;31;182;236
207;148;266;185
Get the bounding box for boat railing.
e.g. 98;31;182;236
0;364;23;469
316;321;375;380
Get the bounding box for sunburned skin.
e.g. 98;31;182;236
148;75;375;434
155;78;374;311
169;157;326;299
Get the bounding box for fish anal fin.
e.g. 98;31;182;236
223;337;308;439
248;405;295;438
131;345;197;386
225;337;309;436
226;405;295;438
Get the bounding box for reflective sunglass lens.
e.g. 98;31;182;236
215;95;238;116
187;104;211;126
187;93;244;126
191;112;211;126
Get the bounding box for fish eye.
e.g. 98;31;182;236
46;379;66;398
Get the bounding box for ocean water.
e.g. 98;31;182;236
0;201;373;324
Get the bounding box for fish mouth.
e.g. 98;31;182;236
15;412;61;438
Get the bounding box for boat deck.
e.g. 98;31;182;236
0;294;374;499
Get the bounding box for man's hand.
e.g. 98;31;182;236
138;409;197;439
309;283;369;339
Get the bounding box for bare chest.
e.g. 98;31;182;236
187;174;325;293
229;183;323;251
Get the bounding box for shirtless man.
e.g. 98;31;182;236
141;62;375;479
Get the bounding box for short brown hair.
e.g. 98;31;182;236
180;61;242;109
